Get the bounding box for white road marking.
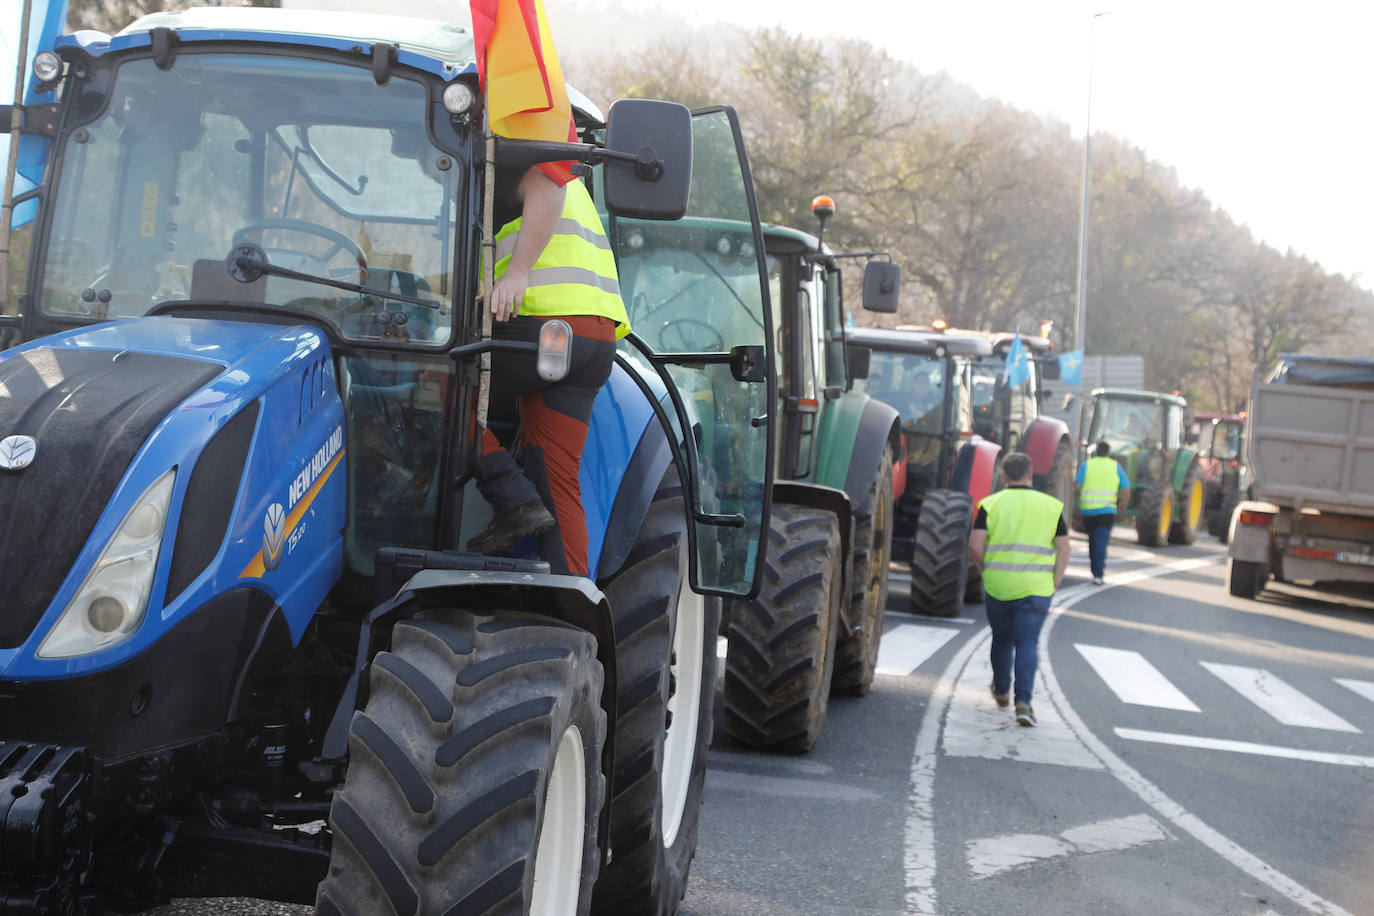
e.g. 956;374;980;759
967;813;1170;879
942;634;1103;769
1115;729;1374;768
1075;644;1201;712
706;769;880;803
1035;557;1355;916
884;609;978;625
1201;663;1360;733
876;623;959;677
1335;677;1374;705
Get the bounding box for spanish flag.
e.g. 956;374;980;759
470;0;577;182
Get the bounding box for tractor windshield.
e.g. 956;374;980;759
36;53;459;345
863;350;945;434
1089;398;1167;450
1212;420;1243;460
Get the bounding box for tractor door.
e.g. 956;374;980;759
609;107;776;599
777;254;826;480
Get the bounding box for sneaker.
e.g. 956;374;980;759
466;498;557;557
1015;702;1036;727
1092;577;1104;586
990;683;1010;708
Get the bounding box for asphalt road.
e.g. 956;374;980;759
152;526;1374;915
682;528;1374;916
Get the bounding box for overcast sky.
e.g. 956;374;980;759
565;0;1372;290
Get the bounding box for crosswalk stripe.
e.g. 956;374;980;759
876;623;960;677
1335;678;1374;705
1201;663;1361;733
1075;645;1200;712
1116;728;1374;768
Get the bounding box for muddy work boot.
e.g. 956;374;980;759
467;499;556;557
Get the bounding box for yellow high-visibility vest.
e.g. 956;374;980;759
493;179;632;339
1079;456;1122;512
979;487;1063;600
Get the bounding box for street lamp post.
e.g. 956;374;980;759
1074;10;1109;355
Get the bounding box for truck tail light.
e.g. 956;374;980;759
1237;510;1274;527
1291;545;1337;561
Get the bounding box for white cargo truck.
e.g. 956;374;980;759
1228;355;1374;598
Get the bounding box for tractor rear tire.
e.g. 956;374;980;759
724;504;843;753
317;612;605;916
1045;438;1076;523
910;489;974;618
1229;558;1268;599
964;563;985;604
1135;480;1174;548
1169;461;1206;545
833;448;894;696
592;468;716;916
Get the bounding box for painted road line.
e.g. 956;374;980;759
876;623;960;677
1201;663;1360;733
1335;677;1374;705
1037;555;1355;916
706;768;880;803
1075;644;1201;712
1115;729;1374;768
943;635;1104;769
967;813;1170;880
884;609;978;625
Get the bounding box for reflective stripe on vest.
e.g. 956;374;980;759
1079;456;1121;512
493;180;631;338
978;487;1064;600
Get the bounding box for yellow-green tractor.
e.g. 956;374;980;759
1076;389;1206;546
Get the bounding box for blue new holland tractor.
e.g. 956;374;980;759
0;8;778;914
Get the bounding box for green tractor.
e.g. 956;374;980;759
715;198;904;752
1077;389;1206;546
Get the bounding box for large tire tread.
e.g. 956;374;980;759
833;449;895;696
1135;480;1172;548
317;612;605;916
1169;460;1205;545
590;466;717;916
909;489;973;618
724;504;843;753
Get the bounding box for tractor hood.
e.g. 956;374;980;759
0;317;335;672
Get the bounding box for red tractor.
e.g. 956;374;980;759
1187;410;1251;542
847;325;1072;616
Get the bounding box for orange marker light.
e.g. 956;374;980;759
932;318;948;332
810;195;836;219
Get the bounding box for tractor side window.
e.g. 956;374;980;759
338;353;451;576
822;267;845;388
1166;405;1182;450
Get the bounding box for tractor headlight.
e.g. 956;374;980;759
32;51;61;83
38;470;175;659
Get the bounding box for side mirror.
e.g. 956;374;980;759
602;99;693;220
1041;357;1061;381
729;344;767;383
862;261;900;313
847;345;871;381
0;105;12;134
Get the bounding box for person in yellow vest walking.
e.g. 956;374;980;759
1075;441;1131;585
466;163;631;576
969;452;1071;726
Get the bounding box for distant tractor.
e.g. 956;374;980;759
1188;411;1251;542
1077;389;1206;546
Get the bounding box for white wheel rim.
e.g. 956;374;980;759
661;550;705;848
530;724;586;916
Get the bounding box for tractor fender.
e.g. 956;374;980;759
950;438;1001;506
841;397;903;510
773;481;853;633
1171;448;1200;491
325;571;619;866
1023;416;1070;476
595;412;675;581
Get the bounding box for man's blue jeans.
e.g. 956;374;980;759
1084;513;1115;580
985;593;1052;704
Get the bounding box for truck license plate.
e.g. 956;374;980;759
1336;552;1374;566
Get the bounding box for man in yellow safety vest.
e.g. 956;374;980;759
1075;440;1131;585
969;452;1071;726
466;162;631;577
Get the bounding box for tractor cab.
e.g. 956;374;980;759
1188;410;1251;540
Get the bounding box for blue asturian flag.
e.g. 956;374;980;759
1057;349;1084;386
1005;333;1031;389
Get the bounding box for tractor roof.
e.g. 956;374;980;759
62;7;479;81
1090;388;1188;407
846;326;992;358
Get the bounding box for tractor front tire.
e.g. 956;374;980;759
1135;480;1174;548
1045;438;1076;521
910;489;974;618
833;448;894;696
724;504;843;753
1169;461;1206;545
317;612;605;916
1229;558;1268;599
592;467;717;916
